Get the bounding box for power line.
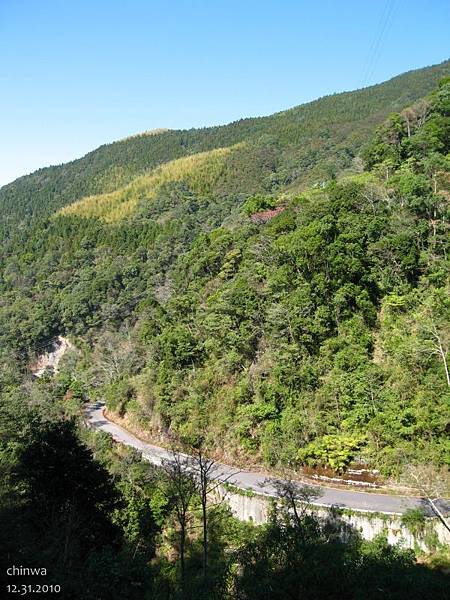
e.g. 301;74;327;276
365;0;398;86
362;0;398;88
362;0;390;85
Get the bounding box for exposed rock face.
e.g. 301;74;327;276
32;336;74;377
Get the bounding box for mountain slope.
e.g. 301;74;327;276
59;145;239;222
92;77;449;477
1;59;449;236
0;65;449;483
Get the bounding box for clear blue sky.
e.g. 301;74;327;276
0;0;449;186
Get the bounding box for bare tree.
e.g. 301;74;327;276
162;435;239;592
91;328;141;387
425;320;450;387
401;99;430;137
269;478;322;529
401;464;450;533
196;447;215;582
188;439;237;586
416;295;450;387
161;450;198;597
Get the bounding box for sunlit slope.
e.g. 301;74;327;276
1;59;449;236
59;145;238;222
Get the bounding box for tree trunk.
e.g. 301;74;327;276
201;476;208;584
180;520;186;599
438;340;450;387
427;497;450;533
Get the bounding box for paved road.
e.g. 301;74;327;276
85;402;447;516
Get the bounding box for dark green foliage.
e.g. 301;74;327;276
0;409;156;599
234;516;449;600
241;194;277;215
17;419;119;519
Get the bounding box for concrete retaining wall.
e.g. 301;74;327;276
214;484;450;552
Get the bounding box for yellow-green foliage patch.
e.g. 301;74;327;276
59;145;240;222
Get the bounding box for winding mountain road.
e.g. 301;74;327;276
85;402;449;517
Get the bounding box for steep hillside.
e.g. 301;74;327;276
59;145;239;222
0;67;449;483
90;77;450;477
1;59;449;237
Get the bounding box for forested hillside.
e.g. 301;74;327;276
1;65;449;481
1;62;450;598
83;76;450;477
1;59;449;238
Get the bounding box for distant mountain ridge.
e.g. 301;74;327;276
1;58;449;236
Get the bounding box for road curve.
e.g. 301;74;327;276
85;402;446;516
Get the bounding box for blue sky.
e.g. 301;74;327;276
0;0;449;186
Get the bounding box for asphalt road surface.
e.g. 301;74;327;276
85;402;448;517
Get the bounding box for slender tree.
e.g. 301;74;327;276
161;450;198;598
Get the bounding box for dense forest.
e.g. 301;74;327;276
1;62;450;598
